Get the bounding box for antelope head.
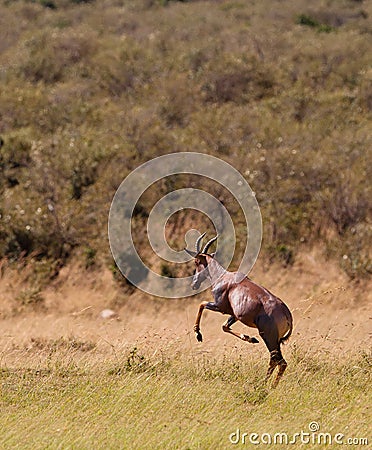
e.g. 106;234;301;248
185;233;218;290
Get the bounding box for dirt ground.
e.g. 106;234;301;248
0;248;371;367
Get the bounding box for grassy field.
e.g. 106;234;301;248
1;345;370;449
0;342;371;449
0;252;371;448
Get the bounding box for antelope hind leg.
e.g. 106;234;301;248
272;358;287;388
222;316;259;344
265;350;287;388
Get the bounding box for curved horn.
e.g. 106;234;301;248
195;232;206;253
202;235;218;254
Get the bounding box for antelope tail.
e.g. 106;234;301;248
279;314;293;345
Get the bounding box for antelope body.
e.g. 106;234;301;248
185;234;293;387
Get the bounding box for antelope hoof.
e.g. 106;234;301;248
195;330;203;342
241;334;259;343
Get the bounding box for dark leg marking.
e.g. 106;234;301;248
256;315;287;387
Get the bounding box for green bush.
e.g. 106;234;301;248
0;0;370;281
296;13;335;33
39;0;57;9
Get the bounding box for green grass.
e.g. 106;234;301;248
1;348;370;449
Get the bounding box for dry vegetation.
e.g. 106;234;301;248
0;0;371;284
1;346;370;449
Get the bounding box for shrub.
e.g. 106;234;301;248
160;262;175;278
296;13;335;33
20;30;95;84
39;0;57;9
0;131;32;189
297;14;319;28
0;0;370;281
201;60;275;104
15;288;45;310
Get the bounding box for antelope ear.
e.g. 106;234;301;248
184;248;197;257
209;252;216;258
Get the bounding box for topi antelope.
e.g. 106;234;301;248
185;233;293;387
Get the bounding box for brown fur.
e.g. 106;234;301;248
191;253;293;387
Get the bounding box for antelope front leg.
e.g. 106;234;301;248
194;301;209;342
194;301;221;342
